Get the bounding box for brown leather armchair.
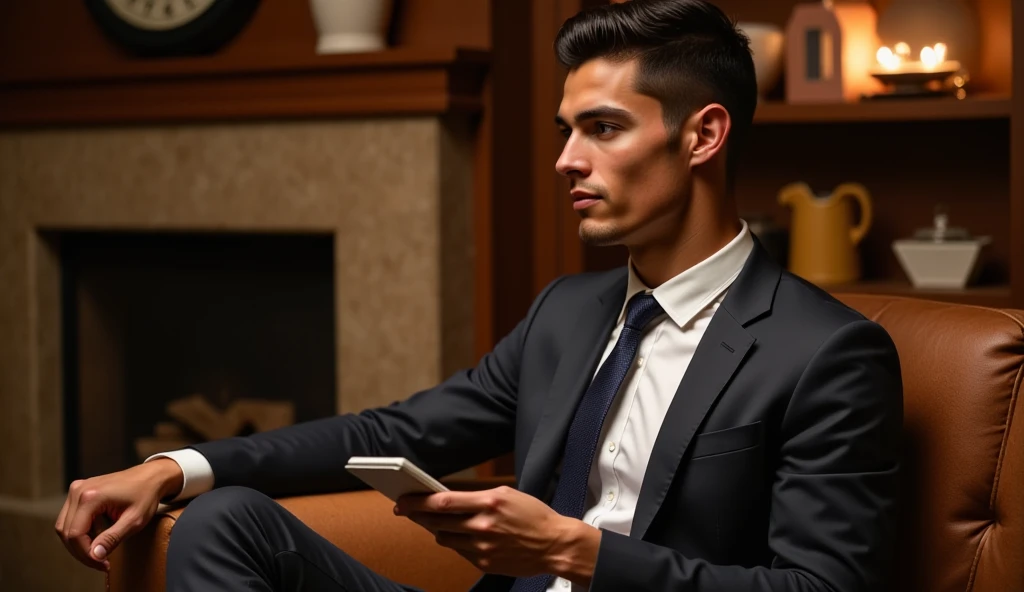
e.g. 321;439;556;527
108;295;1024;592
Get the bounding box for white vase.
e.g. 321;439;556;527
310;0;394;54
737;22;785;98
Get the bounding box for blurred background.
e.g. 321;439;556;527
0;0;1020;589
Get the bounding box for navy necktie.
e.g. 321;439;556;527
510;292;664;592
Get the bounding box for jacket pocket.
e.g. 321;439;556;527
690;421;762;460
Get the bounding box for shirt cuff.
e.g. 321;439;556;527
145;448;215;503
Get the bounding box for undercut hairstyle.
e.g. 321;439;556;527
555;0;757;182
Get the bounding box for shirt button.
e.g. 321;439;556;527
637;357;645;367
608;441;616;452
562;579;570;588
607;491;615;501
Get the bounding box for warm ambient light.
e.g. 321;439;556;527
919;46;938;69
876;46;900;71
875;41;960;73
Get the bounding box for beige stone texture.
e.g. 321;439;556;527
0;116;475;577
0;496;105;592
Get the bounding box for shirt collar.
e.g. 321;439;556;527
618;220;754;329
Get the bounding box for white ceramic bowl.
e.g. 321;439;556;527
737;22;784;97
892;238;990;289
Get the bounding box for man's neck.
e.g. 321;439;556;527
627;207;742;289
626;178;741;288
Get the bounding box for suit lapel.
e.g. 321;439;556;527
631;240;780;539
518;272;627;498
630;311;754;538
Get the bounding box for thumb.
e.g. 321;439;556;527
91;510;145;561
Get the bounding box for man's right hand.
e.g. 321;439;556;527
55;458;184;571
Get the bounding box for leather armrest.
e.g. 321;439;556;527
106;484;506;592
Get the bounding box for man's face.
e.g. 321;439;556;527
556;58;692;247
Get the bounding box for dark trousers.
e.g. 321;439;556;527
166;486;424;592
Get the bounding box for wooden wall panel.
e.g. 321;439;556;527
396;0;489;49
0;0;489;83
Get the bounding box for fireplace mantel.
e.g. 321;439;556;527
0;47;489;126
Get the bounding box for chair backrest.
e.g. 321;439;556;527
838;294;1024;592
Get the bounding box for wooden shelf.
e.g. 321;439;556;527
827;281;1012;308
754;94;1012;124
0;47;490;126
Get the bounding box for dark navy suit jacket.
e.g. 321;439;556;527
194;241;903;591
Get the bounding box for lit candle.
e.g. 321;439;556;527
875;45;901;71
874;42;959;74
920;45;939;69
894;42;911;61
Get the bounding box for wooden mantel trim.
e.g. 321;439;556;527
0;47;490;126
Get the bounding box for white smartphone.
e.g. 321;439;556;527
345;456;449;502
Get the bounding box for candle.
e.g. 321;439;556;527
874;42;960;73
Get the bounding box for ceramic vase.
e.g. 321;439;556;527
310;0;394;54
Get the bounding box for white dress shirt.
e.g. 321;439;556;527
151;222;754;591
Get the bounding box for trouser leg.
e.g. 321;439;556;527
166;486;422;592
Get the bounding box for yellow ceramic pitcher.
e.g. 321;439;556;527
778;182;873;285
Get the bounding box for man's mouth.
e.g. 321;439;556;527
570;189;602;210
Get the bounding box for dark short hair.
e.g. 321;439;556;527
554;0;757;181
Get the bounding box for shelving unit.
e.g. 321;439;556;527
753;93;1012;124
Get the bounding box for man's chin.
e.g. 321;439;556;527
578;220;624;247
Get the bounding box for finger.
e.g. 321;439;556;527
68;532;107;571
393;492;442;515
60;483;96;567
55;496;70;541
90;510;145;563
61;481;83;540
65;488;106;569
407;511;474;534
401;490;493;515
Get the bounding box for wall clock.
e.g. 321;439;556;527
85;0;262;56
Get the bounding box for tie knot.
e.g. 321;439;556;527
624;292;664;330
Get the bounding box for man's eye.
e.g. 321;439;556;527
595;122;616;135
559;128;572;139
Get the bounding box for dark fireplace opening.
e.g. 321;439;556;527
61;232;336;484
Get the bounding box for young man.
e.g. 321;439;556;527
55;1;903;590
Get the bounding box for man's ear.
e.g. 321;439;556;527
688;103;731;167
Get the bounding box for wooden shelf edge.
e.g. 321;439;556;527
754;94;1012;124
0;47;490;126
0;47;491;86
828;281;1012;308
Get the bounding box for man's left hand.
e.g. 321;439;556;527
394;486;599;583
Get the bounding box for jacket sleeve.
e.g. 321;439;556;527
590;319;903;592
190;277;567;498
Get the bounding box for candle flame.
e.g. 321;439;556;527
920;46;938;69
875;42;952;73
875;46;901;71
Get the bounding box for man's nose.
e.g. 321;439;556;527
555;138;591;178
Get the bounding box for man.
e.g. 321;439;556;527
55;1;903;590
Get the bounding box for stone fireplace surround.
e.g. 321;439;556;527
0;115;475;590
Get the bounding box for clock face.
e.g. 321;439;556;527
102;0;218;31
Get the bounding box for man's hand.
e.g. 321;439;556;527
55;458;184;571
395;486;601;586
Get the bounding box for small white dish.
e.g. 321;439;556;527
892;237;990;289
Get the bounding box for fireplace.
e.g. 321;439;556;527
0;115;475;591
60;232;336;483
